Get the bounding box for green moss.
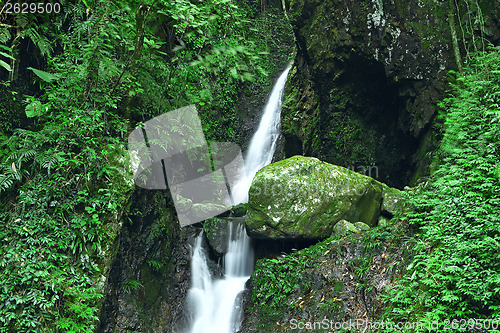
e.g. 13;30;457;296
246;156;388;239
141;265;159;305
245;220;408;331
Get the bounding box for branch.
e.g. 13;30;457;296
110;5;150;94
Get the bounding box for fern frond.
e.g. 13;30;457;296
23;28;53;57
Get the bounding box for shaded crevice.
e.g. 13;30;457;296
98;189;192;333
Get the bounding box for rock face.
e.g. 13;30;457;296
234;6;294;154
98;189;192;333
239;226;407;333
245;156;385;240
203;216;245;256
281;0;462;187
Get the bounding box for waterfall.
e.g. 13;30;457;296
188;223;253;333
187;64;292;333
231;64;292;205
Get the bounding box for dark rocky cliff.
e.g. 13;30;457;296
280;0;499;187
98;189;192;332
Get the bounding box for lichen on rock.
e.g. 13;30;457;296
245;156;394;240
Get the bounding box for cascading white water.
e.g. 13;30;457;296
187;64;292;333
188;223;253;333
231;64;292;205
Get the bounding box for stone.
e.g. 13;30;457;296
231;202;248;217
333;220;360;235
174;194;193;213
378;215;391;227
381;184;407;217
191;202;229;219
280;0;469;187
354;222;371;231
203;217;244;256
99;189;191;332
245;156;384;240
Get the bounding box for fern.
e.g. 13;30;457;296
23;27;53;58
388;46;500;329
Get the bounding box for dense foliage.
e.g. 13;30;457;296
0;0;291;331
388;46;500;330
2;0;498;331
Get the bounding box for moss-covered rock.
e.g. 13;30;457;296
333;220;360;235
230;202;248;217
94;145;135;322
281;0;464;187
239;220;409;332
381;184;407;216
99;189;192;332
378;215;391;227
203;217;230;256
354;221;371;231
245;156;385;240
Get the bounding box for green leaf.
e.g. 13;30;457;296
0;51;15;61
0;59;11;72
25;100;42;117
27;67;60;83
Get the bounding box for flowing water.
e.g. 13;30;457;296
187;65;292;333
231;64;292;205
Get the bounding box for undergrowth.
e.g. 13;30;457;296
386;46;500;331
0;0;293;331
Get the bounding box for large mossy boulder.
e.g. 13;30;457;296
245;156;384;240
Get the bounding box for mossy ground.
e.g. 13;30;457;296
240;216;411;332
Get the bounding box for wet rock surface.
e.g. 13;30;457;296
281;0;468;187
231;203;249;217
204;216;246;257
235;7;295;155
239;220;410;333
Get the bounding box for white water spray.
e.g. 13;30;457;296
187;65;292;333
188;223;253;333
231;64;292;205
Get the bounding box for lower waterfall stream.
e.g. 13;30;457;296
187;64;292;333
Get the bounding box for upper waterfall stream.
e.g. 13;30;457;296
231;64;292;205
187;65;292;333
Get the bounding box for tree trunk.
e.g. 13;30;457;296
448;0;464;74
123;5;150;125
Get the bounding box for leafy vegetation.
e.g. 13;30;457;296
252;246;317;310
387;46;500;330
4;0;498;331
0;0;293;331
